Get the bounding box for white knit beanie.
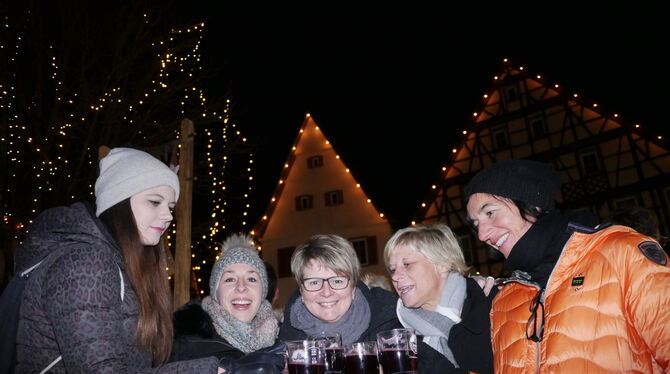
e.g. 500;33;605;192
210;233;268;302
94;147;180;216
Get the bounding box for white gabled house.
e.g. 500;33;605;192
252;114;392;306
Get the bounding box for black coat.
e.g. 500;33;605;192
278;281;402;343
417;277;494;374
169;300;246;363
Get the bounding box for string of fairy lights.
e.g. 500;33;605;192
1;11;254;293
412;58;666;225
154;23;255;292
181;101;255;295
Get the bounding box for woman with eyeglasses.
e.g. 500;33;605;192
278;234;402;345
465;159;670;373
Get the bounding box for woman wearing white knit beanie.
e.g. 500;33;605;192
12;147;284;373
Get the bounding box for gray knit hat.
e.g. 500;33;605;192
94;147;180;216
465;159;561;210
209;233;268;302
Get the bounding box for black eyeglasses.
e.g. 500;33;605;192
301;276;350;292
526;288;545;342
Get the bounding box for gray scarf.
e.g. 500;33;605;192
289;287;370;345
201;296;279;354
396;272;466;367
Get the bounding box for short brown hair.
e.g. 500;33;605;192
291;234;361;286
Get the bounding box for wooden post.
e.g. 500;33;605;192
173;118;195;309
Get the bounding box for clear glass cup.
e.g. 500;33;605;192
344;341;379;374
284;339;327;374
376;328;418;374
308;332;344;374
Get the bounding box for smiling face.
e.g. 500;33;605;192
466;193;535;258
300;259;354;323
388;244;447;311
216;263;263;323
129;185;176;246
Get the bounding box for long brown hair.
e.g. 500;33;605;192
100;198;173;364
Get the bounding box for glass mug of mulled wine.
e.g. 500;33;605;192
308;332;344;374
285;339;327;374
343;341;379;374
376;328;418;374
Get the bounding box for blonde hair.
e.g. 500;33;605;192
291;234;361;286
383;223;469;275
361;272;392;291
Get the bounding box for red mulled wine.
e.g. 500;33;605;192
379;348;417;373
344;353;379;374
287;362;326;374
325;347;345;372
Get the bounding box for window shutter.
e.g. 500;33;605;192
277;247;296;278
366;236;378;265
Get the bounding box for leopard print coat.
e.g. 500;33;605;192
14;202;219;373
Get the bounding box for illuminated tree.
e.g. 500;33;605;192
0;1;254;293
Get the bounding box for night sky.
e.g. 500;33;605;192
185;4;667;229
178;4;669;229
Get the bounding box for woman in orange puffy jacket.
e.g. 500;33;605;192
465;159;670;373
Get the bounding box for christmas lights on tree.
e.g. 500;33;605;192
0;3;254;296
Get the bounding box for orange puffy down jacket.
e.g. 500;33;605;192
491;225;670;373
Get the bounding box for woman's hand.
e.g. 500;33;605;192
470;275;497;296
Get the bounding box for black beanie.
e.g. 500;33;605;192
464;159;561;210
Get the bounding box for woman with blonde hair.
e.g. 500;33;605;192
384;223;493;374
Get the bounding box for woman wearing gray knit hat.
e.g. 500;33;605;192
171;233;284;372
465;158;670;373
12;147;228;373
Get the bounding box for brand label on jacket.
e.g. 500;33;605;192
638;241;668;266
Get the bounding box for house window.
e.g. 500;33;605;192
350;236;377;266
277;247;295;278
307;155;323;168
325;190;344;206
295;195;313;211
493;128;508;150
506;86;518;102
614;196;638;210
530;118;547;139
458;234;473;264
579;151;601;175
